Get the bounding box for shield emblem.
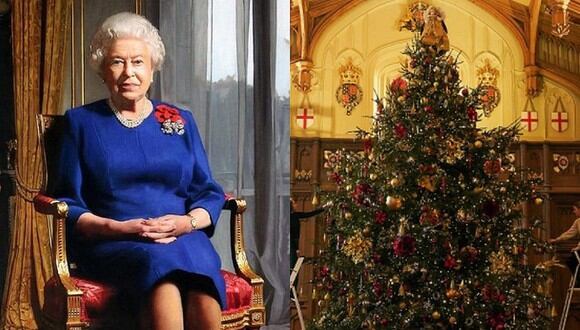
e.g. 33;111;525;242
296;108;314;129
520;111;538;132
336;83;363;116
551;111;568;132
480;85;501;117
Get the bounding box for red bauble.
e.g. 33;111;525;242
363;138;373;154
393;235;416;257
444;255;458;269
467;106;477;121
394;122;408;138
374;211;387;224
390;77;408;95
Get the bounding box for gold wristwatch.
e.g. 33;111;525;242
186;214;198;232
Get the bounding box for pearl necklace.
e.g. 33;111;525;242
108;98;151;128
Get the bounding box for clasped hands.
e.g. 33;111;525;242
120;214;194;244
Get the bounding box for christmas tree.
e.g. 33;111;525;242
312;6;552;330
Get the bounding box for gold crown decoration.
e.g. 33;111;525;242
476;58;500;87
339;59;362;84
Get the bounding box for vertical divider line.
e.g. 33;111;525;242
80;0;85;105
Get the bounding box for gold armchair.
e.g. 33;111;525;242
34;114;265;329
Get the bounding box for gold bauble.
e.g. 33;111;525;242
345;184;352;192
390;177;401;187
446;288;460;300
363;227;371;237
449;316;457;325
474;140;483;148
386;196;402;210
370;173;378;181
500;187;506;193
534;197;543;205
324;293;331;301
344;212;353;220
397;95;406;103
432;311;441;320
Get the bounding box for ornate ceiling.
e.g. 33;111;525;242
290;0;580;95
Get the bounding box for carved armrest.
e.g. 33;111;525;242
33;193;82;294
224;197;265;322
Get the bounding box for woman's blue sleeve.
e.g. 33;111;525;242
53;112;90;236
184;111;225;237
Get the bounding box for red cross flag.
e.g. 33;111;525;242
520;111;538;132
296;108;314;129
551;111;568;132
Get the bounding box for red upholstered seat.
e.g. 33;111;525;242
222;270;253;315
43;270;254;324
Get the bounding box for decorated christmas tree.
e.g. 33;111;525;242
312;6;552;330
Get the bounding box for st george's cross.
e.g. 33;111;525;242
550;97;568;132
296;108;314;129
551;111;568;132
520;111;538;132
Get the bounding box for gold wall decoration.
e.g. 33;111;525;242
476;58;501;117
336;58;363;116
294;169;313;182
292;60;316;94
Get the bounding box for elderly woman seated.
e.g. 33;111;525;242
55;12;224;329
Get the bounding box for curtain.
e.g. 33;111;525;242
1;0;71;328
158;0;290;326
252;0;290;326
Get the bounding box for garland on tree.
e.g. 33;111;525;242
311;7;552;330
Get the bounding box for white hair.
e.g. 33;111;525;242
89;12;165;73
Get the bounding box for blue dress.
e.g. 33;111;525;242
54;99;226;309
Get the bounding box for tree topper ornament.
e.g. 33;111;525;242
421;6;450;52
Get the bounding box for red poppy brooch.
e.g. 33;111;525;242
155;104;186;135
